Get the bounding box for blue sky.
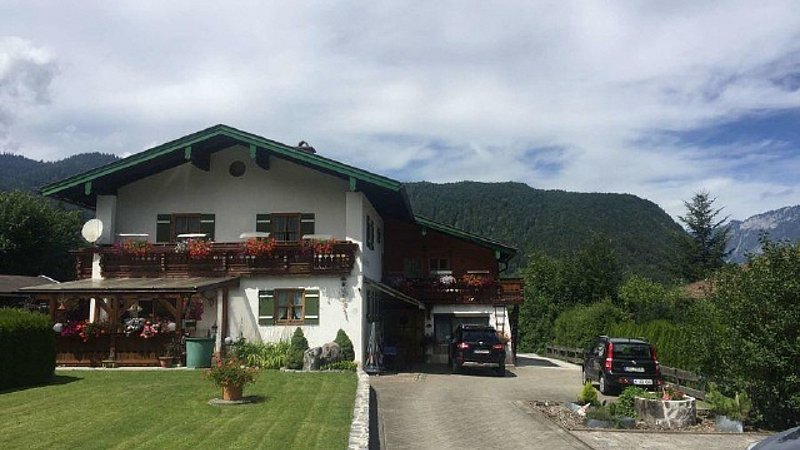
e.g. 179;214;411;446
1;1;800;220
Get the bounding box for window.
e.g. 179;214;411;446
429;258;450;271
258;288;319;325
403;258;422;279
256;213;314;239
271;213;300;242
366;215;374;250
156;213;215;243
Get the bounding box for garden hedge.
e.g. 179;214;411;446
552;301;625;349
0;308;55;390
607;320;697;370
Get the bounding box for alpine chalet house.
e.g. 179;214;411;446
23;125;523;368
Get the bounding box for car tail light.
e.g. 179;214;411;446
651;346;661;374
457;342;470;350
492;343;505;350
604;342;614;371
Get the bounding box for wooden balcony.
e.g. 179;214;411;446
73;241;358;279
384;276;524;305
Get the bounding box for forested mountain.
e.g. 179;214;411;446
0;152;119;192
406;181;686;281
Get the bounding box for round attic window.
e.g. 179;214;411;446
229;161;246;177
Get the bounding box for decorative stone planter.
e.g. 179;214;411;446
634;396;696;429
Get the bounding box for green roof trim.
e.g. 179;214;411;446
414;215;517;261
40;124;404;197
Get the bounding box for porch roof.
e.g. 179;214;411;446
20;277;239;295
364;277;425;309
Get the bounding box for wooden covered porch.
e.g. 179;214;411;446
21;277;239;367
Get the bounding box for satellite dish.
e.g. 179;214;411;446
81;219;103;244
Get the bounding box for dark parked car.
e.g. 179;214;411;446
582;336;663;395
449;324;506;376
748;426;800;449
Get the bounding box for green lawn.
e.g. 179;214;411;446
0;370;357;449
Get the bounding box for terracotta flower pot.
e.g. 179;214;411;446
222;384;243;401
159;356;175;368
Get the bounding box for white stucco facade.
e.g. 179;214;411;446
91;148;386;362
107;145;349;242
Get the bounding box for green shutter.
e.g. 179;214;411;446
300;213;315;236
258;290;274;325
200;214;215;240
304;289;319;325
256;214;271;233
156;214;172;243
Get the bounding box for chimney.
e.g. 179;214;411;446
296;141;316;154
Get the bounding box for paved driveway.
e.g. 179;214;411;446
370;354;765;450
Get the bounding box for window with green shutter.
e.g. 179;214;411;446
304;289;319;325
256;214;271;233
262;288;320;326
155;213;215;242
156;214;172;243
255;213;315;241
258;290;274;325
300;213;315;237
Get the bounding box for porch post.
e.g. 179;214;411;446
221;287;229;355
215;289;224;353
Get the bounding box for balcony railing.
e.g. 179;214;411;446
73;241;358;279
384;275;524;305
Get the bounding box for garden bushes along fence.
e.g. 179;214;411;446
0;308;55;390
607;320;698;371
552;301;625;349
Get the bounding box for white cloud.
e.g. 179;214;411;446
1;1;800;220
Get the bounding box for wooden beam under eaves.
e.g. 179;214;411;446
250;144;270;170
190;151;210;171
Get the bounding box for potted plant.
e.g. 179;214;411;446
116;238;151;257
204;355;259;401
186;238;213;260
159;336;182;368
243;237;276;257
706;382;751;432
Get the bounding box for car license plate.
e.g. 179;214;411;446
624;367;645;373
474;349;490;354
633;379;653;385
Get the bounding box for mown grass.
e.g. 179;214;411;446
0;370;356;449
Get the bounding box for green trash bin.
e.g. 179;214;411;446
185;337;215;368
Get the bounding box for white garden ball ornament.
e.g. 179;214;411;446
52;323;63;333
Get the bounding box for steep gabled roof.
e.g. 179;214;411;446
41;124;413;218
414;216;517;262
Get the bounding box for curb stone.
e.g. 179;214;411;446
348;369;370;450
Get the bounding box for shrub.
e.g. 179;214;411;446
706;382;752;422
334;329;355;361
577;381;599;406
616;387;649;418
586;405;613;421
285;327;308;369
230;339;290;369
320;360;357;371
695;238;800;429
553;301;624;349
204;355;259;387
0;308;55;390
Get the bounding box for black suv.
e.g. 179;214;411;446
449;324;506;376
582;336;663;395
